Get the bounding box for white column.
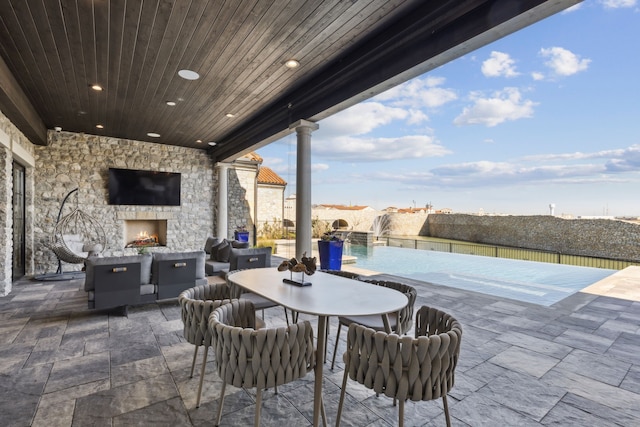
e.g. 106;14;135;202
216;163;230;239
290;120;319;258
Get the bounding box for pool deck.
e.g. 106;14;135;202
1;264;639;426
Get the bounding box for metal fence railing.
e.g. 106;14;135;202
378;236;639;271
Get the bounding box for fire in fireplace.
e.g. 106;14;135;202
126;230;159;248
123;220;167;248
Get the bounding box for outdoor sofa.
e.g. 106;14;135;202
84;250;208;311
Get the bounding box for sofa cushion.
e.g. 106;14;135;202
84;254;152;291
204;236;220;254
216;240;231;262
205;260;229;276
151;251;206;284
231;240;250;249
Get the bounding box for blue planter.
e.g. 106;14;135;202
318;240;343;270
234;231;250;243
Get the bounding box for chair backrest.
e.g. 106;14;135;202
321;269;360;280
179;283;232;347
225;269;248;299
361;279;417;334
209;300;315;390
345;311;462;402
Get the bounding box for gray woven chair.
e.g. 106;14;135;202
320;269;360;280
178;283;234;408
209;300;326;427
330;279;417;369
226;269;290;324
336;306;462;427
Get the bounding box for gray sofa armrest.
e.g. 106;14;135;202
228;247;272;270
91;262;142;310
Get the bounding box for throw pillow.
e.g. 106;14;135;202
210;240;226;260
216;240;231;262
204;236;219;254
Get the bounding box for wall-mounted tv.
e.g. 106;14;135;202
108;168;181;206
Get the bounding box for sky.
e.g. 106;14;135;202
256;0;640;217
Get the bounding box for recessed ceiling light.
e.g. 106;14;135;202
196;139;202;143
208;142;217;146
178;69;200;80
96;124;104;129
91;84;103;91
166;101;176;106
147;132;161;138
285;59;300;69
225;113;235;118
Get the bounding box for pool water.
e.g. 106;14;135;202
345;245;616;306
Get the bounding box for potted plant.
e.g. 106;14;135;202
317;231;345;270
234;224;250;243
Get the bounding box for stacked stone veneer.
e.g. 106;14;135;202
1;110;36;295
426;214;640;262
34;131;217;274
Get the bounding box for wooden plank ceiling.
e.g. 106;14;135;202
0;0;575;160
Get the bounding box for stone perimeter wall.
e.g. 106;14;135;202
426;214;640;262
34;131;216;274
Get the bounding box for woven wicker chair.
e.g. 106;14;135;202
209;300;326;427
336;305;462;427
320;269;360;280
330;279;417;369
178;283;234;408
226;269;290;324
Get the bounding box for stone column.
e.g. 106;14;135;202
290;120;319;258
216;163;230;239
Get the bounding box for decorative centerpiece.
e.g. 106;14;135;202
278;252;317;286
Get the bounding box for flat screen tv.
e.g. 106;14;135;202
108;168;181;206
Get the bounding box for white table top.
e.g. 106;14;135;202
228;268;408;317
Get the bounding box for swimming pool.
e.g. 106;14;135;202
345;245;616;306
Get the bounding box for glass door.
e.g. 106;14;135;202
12;162;25;280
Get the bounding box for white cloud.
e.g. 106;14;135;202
540;47;590;77
562;3;583;12
453;87;537;127
374;76;457;109
531;71;545;81
312;163;330;172
407;109;429;125
319;102;407;137
600;0;636;8
313;134;451;162
361;145;640;189
481;51;519;78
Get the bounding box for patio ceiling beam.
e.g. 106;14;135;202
0;55;47;146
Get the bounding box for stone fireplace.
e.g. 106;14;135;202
123;219;168;248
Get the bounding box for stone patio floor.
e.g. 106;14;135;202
1;264;639;426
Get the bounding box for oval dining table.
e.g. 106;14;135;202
227;267;409;427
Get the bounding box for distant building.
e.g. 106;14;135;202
257;165;287;230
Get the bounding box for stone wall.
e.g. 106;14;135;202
257;184;284;231
228;164;256;242
0;109;36;295
34;131;216;274
0;141;10;294
426;214;640;262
